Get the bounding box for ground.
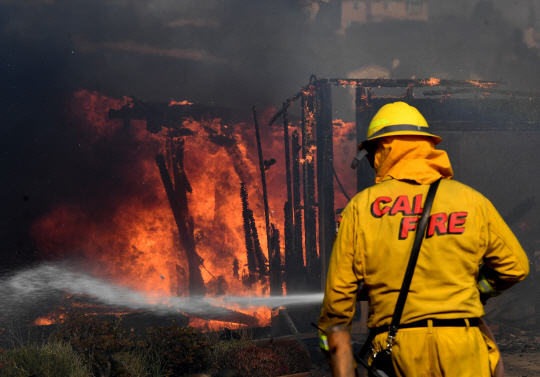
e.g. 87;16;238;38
503;352;540;377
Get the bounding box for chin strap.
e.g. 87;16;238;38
351;149;369;169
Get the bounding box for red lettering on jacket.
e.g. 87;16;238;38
390;195;412;216
426;213;448;238
399;216;419;240
412;194;423;215
371;197;392;218
448;212;468;234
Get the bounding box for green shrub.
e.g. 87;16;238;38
222;346;290;377
51;310;136;376
261;339;311;374
208;339;252;375
0;341;92;377
143;324;213;376
112;347;169;377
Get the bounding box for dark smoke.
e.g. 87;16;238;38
2;0;540;271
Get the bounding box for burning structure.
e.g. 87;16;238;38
27;75;540;332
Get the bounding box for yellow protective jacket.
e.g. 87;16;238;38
318;136;529;375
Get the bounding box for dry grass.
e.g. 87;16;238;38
0;340;92;377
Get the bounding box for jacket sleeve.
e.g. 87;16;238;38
479;197;530;296
318;202;364;351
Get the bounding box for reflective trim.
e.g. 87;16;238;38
368;124;432;140
369;118;389;131
477;277;501;297
319;334;329;351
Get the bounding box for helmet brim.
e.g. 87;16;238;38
366;131;442;145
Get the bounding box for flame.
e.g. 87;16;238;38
33;314;66;326
464;80;499;89
169;99;193;106
31;90;296;329
421;78;441;86
30;90;360;330
188;317;247;332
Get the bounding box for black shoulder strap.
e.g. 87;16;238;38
388;178;441;338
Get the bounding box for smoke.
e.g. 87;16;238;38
0;262;324;324
2;0;540;269
72;34;224;63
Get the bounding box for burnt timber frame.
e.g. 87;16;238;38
269;77;540;297
301;82;319;292
110;78;540;327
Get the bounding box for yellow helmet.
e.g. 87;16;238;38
364;102;442;145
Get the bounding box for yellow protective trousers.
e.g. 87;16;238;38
370;323;496;377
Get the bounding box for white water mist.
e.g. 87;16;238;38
0;262;324;322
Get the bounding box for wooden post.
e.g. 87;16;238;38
292;130;305;290
316;82;334;292
284;201;294;292
270;224;283;296
283;105;296;293
248;209;268;274
302;89;319;291
252;108;274;288
240;182;257;284
156;150;206;297
355;85;374;193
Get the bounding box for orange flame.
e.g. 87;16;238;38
169;99;193;106
31;90;299;328
420;78;441;86
30;90;359;330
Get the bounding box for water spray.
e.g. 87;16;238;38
0;262;324;323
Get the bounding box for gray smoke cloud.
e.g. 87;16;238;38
2;0;540;274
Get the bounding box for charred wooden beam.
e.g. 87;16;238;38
252;108;273;285
327;78;503;88
284;201;294;292
291;130;305;289
267;79;316;127
155;152;206;297
423;88;540;98
316;83;334;292
248;209;268;275
172;139;192;212
270;224;282;270
108;100;238;134
171;139;206;297
240;183;257;284
233;258;240;280
302;89;319;292
270;224;283;296
283;105;296;291
355;86;375;193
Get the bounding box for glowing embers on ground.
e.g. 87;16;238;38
32;297;136;326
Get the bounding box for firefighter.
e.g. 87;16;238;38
318;102;529;377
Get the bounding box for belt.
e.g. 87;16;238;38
370;318;480;337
